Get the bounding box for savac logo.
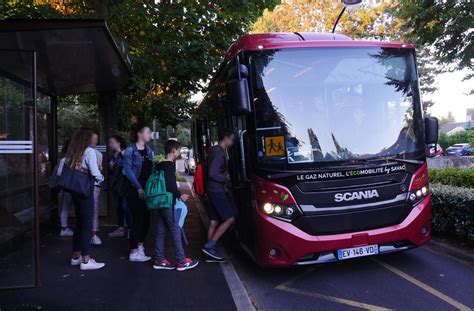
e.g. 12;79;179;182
334;190;379;202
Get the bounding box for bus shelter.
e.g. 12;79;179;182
0;19;130;289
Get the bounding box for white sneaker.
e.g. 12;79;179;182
80;258;105;270
91;234;102;245
60;228;74;237
108;227;126;237
70;256;82;266
138;245;146;255
129;251;151;262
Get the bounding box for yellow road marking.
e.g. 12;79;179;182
276;285;392;311
373;258;472;311
275;268;392;311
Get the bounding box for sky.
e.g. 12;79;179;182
425;70;473;122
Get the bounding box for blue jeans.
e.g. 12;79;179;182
113;192;131;227
154;208;185;263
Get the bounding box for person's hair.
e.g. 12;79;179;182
65;127;94;169
110;135;126;151
61;139;71;156
218;129;234;142
164;139;181;155
130;123;148;143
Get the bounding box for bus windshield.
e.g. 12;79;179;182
250;47;424;169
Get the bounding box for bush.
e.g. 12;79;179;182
153;154;166;163
430;183;474;243
429;168;474;188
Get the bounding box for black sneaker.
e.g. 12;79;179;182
205;254;227;263
201;246;225;260
176;258;199;271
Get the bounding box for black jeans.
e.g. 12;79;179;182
71;191;94;256
128;189;150;249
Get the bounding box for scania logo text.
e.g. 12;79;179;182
334;190;380;202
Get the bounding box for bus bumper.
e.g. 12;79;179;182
255;195;431;267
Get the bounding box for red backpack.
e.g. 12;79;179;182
193;164;205;196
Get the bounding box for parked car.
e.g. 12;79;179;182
436;144;443;157
180;147;189;159
446;143;472;156
184;149;196;175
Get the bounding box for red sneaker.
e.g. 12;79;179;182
153;259;175;270
176;258;199;272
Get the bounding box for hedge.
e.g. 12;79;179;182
428;168;474;188
430;183;474;243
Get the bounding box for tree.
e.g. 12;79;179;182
393;0;473;93
3;0;278;128
438;112;456;128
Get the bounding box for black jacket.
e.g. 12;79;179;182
206;145;230;193
155;161;181;200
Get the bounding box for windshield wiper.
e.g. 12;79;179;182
366;155;424;165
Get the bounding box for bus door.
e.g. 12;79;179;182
228;114;256;249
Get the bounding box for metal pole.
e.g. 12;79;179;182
32;51;40;287
332;6;346;33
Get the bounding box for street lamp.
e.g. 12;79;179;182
331;0;363;33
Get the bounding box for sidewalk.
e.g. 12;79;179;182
0;184;236;311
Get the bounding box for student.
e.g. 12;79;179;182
64;127;105;270
202;129;236;262
153;140;199;271
59;139;74;237
122;123;153;262
108;135;131;238
90;132;103;245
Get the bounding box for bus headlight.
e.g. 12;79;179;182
409;185;429;204
260;203;299;220
263;203;274;214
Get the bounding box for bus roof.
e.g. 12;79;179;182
225;32;414;60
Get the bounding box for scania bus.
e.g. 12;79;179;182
192;32;439;267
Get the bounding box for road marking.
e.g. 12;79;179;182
276;285;392;311
275;268;392;311
373;258;472;311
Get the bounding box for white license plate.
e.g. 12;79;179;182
337;244;379;260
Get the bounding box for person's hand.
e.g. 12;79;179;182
109;159;115;168
138;188;145;199
180;194;190;201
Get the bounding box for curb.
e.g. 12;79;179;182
427;239;474;265
185;181;255;311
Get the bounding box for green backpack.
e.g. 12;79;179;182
144;170;173;210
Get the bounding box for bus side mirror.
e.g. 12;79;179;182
424;117;438;144
228;64;251;114
425;117;438;158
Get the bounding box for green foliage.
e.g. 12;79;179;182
430;183;474;243
57;94;99;141
393;1;473;83
438;130;474;150
2;0;278;127
153;154;166;163
176;124;191;147
429;168;474;188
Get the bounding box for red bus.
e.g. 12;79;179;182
192;32;439;267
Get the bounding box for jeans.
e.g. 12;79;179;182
71;191;94;256
92;186;101;232
60;192;72;228
113;192;131;227
154;207;185;263
128;189;150;249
